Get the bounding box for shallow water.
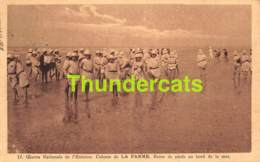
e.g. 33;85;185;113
8;47;251;153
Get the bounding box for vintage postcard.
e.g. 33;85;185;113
0;0;260;162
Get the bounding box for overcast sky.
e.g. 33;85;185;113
7;4;251;48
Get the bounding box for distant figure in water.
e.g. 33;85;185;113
208;46;214;59
25;48;33;79
54;49;62;80
240;50;251;85
214;49;221;62
39;49;50;83
223;48;229;62
196;49;207;89
30;50;40;81
233;50;241;88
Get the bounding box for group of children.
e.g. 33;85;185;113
7;47;252;123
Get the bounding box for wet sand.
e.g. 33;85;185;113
8;48;251;153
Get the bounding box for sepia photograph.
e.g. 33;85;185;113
6;2;252;154
0;2;3;53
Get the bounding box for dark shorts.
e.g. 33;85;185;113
26;63;32;66
50;62;56;69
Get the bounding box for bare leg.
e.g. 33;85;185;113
112;84;118;105
203;69;207;90
72;84;79;123
85;100;91;118
13;87;19;103
84;83;90;101
135;85;143;107
63;83;71;123
150;82;158;110
20;87;28;103
176;65;180;77
233;71;240;88
28;67;32;79
200;68;207;91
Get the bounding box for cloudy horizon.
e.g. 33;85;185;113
7;4;251;48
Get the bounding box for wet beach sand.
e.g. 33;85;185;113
8;47;251;153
